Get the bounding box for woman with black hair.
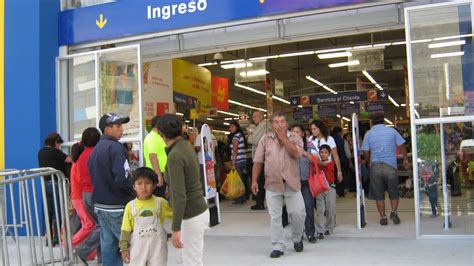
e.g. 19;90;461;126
158;114;209;266
228;120;248;204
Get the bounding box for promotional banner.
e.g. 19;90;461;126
274;79;284;97
211;76;229;111
290;90;387;106
200;124;217;199
173;59;211;107
348;48;385;72
142;60;174;120
59;0;373;45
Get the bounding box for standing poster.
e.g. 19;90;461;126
142;60;174;121
200;124;217;199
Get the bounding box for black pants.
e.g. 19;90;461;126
254;167;266;207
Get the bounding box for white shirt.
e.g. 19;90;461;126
309;136;337;161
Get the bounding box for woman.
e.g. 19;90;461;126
158;114;209;266
228;120;248;205
74;127;102;263
38;132;72;246
309;120;343;239
343;133;356;192
291;124;317;243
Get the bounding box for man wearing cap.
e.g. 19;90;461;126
88;113;134;265
361;113;410;226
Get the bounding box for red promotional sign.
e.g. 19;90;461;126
366;90;378;102
156;102;169;116
211;76;229;111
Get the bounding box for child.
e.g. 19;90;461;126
120;167;173;265
316;144;336;239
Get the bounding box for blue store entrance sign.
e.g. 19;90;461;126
290;90;387;106
59;0;372;45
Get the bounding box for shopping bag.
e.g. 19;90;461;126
220;169;245;200
308;157;329;197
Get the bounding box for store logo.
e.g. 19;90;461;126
147;0;208;21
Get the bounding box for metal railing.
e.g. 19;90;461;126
0;168;73;265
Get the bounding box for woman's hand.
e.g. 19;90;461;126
121;250;130;264
172;231;184;249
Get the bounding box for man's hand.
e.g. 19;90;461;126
172;231;184;249
274;125;287;142
337;172;343;183
121;250;130;264
251;181;259;195
157;174;165;187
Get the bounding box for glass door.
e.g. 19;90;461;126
405;1;473;238
57;45;143;167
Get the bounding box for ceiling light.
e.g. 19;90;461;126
279;51;315;58
388;95;400;107
198;62;217;67
391;41;406;46
431;51;465;59
401;103;406;107
223;122;230;126
375;84;384;91
433;33;473;41
414;109;420;119
374;43;392;47
306;76;338;94
214;129;230;134
221;61;253;69
229;100;267;112
176;112;184;116
342;116;351;122
224;117;234;120
239;70;269;77
207;118;214;121
185;120;191;123
249;55;279;61
198;59;243;67
350;101;355;104
217;110;239;117
362;70;384;91
234;83;265;96
328;60;359;68
336;114;341;118
384;118;394;125
297;105;303;108
352;45;373;50
315;47;351;54
317;52;352;59
272;96;290;105
429;40;466;49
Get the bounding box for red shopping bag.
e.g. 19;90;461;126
308;157;329;197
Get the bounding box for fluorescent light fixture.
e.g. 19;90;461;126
315;47;351;54
249;55;279;61
429;40;466;49
198;62;217;67
317;52;352;59
352;45;373;50
239;70;269;77
198;59;242;67
328;60;359;68
388;95;400;107
185;120;191;123
391;41;406;46
224;117;234;121
411;39;432;44
362;70;384;91
306;76;338;94
431;51;465;59
375;84;384;91
374;43;392;47
176;112;184;116
336;114;341;118
342;116;351;122
229;100;267;112
272;95;290;105
414;109;420;119
297;105;303;108
217;110;239;117
433;33;473;41
223;122;230;126
279;51;315;58
207;118;214;121
401;104;406;107
234;83;265;96
214;129;230;134
188;127;194;129
349;101;355;104
444;63;450;100
221;61;253;69
384;118;394;125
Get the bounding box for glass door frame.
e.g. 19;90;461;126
55;44;144;166
405;1;473;239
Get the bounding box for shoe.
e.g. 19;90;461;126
430;212;439;218
317;233;324;239
380;216;388;226
294;240;304;252
390;211;401;225
307;236;317;243
250;204;265;210
324;230;330;236
270;250;284;258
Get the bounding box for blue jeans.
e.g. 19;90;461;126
95;208;124;266
300;180;315;238
45;180;61;239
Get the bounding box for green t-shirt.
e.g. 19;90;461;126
143;130;167;173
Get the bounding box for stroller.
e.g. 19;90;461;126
418;159;440;217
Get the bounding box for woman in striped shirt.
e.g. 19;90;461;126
228;120;248;205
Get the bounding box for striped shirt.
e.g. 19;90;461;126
230;132;246;163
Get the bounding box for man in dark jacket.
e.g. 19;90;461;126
88;113;133;266
331;126;349;197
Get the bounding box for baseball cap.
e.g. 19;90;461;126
99;113;130;133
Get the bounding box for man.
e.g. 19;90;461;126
331;126;349;197
248;111;270;210
88;113;134;265
143;116;167;198
251;111;306;258
361;113;409;226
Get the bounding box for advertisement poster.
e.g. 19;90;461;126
200;124;217;199
173;59;211;107
212;76;229;111
142;60;174;120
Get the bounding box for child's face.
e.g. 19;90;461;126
133;177;155;200
320;149;330;161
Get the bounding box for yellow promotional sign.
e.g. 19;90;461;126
190;109;199;120
172;59;211;107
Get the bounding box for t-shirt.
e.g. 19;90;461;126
361;124;405;169
76;147;94;193
298;156;310;181
143;130;167;173
121;196;173;232
230;132;246;164
38;146;68;180
309;136;337;161
70;163;82;200
321;160;335;184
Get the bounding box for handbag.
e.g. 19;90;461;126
308;157;330;197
